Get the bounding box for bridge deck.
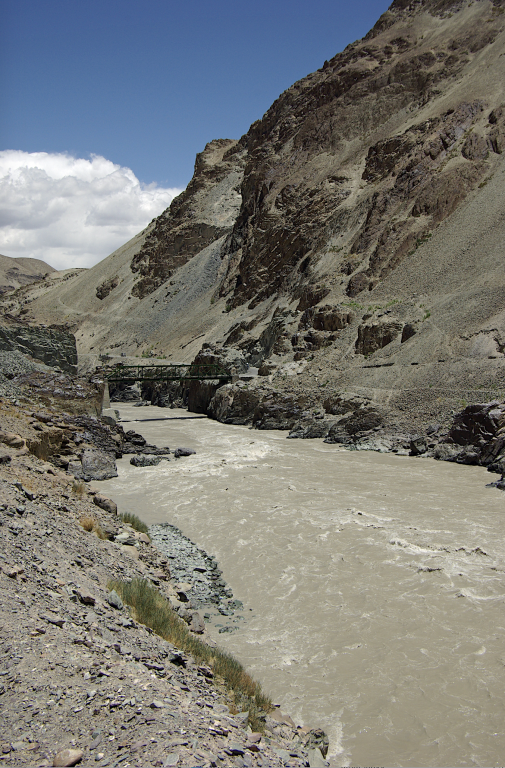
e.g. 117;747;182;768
106;363;231;383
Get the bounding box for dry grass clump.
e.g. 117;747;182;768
79;515;107;539
71;480;87;496
108;577;272;730
119;511;150;537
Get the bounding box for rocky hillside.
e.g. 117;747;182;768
0;319;78;374
2;0;505;436
0;254;54;295
0;372;326;768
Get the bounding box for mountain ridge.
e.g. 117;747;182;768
2;0;505;438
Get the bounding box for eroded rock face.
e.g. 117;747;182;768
187;379;222;414
130;140;246;299
355;318;403;356
417;401;505;470
448;402;504;447
96;275;120;300
0;323;77;373
299;305;354;332
87;0;504;321
12;370;104;418
216;9;505;310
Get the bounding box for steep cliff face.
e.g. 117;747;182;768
3;0;505;436
130;139;247;299
218;0;505;309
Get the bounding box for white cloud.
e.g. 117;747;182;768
0;150;183;270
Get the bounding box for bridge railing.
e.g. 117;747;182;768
106;363;231;383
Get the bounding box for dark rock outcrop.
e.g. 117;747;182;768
130;454;162;467
96;275;120;300
355;318;403;356
0;323;77;373
425;401;505;470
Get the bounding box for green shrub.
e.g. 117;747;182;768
108;577;272;729
119;512;149;536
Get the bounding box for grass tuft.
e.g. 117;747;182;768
79;516;107;539
108;577;272;729
119;512;150;536
71;480;87;497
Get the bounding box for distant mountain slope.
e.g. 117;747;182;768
2;0;505;433
0;254;55;295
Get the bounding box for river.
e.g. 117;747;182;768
98;404;505;767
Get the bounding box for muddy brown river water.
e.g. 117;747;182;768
98;404;505;767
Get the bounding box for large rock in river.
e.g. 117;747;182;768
69;448;118;481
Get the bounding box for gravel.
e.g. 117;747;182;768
149;523;234;607
0;350;51;398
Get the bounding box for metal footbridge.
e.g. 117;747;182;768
106;362;232;384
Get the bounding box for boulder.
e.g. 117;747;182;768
107;590;124;610
71;449;118;481
341;406;384;435
324;423;352;444
307;748;327;768
208;384;261;425
0;431;25;449
53;748;84;767
410;436;428;456
130;455;162;467
93;494;117;515
304;728;329;758
121;544;139;560
432;444;462;461
189;611;205;634
101;408;120;425
174;447;196;458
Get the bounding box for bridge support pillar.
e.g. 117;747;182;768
102;380;111;411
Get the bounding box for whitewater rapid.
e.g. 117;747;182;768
98;405;505;767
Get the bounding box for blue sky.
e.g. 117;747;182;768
0;0;391;269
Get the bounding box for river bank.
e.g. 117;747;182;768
0;385;324;768
99;403;505;767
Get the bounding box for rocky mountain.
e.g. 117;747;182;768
0;253;54;295
3;0;505;438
